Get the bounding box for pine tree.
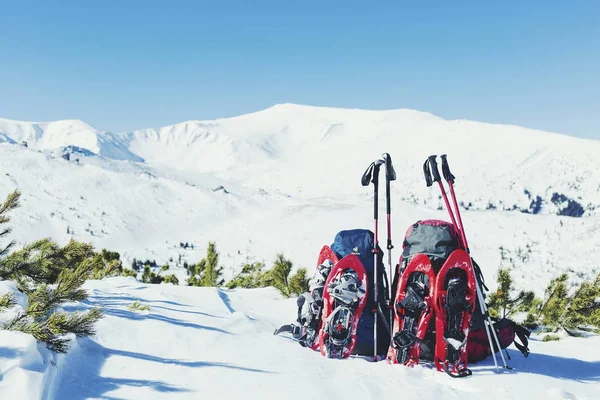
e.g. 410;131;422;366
187;242;224;287
288;267;310;297
563;272;600;332
539;273;569;327
487;267;536;319
91;248;123;279
226;262;268;289
262;253;293;297
141;265;165;284
0;190;104;353
202;242;223;286
163;274;179;285
0;190;21;258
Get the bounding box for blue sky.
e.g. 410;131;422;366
0;1;598;138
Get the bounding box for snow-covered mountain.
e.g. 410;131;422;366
1;104;599;295
3;104;599;215
0;118;142;162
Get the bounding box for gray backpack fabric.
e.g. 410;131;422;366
401;220;460;262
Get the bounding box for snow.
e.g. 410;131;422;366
0;103;599;398
446;337;466;350
2;277;597;400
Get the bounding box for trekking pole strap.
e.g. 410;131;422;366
472;259;489;291
361;162;374;187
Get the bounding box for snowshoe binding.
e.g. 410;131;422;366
387;253;436;366
318;254;368;358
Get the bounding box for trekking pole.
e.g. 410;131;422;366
362;158;385;361
423;155;459;230
439;154;510;372
382;152;396;347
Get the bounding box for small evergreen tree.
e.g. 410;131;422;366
487;267;536;319
187;242;224;287
121;268;137;278
91;248;123;279
163;274;179;285
0;190;104;353
141;265;165;284
563;272;600;332
226;262;268;289
224;253;310;297
0;190;20;258
539;273;569;328
131;258;140;272
202;242;223;286
288;267;310;297
262;253;293;297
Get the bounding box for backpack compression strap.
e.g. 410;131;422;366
509;320;531;357
471;259;488;291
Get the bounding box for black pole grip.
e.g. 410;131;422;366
361;162;374;186
423;158;433;187
382;153;396;181
382;153;394;216
429;155;441;183
372;163;382;220
440;154;456;182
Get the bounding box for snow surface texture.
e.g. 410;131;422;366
3;277;599;400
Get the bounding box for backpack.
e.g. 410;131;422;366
467;317;530;362
330;229;391;356
392;219;530;364
391;219;460;304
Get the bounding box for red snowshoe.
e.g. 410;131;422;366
433;249;477;377
387;253;436;366
318;254;368;358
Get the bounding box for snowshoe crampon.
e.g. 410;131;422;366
318;254;368;359
387;254;435;366
433;249;476;377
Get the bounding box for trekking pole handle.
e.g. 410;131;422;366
423;155;441;187
382;153;396;181
423;156;433;187
372;160;383;187
440;154;456;182
372;160;384;220
429;155;442;183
